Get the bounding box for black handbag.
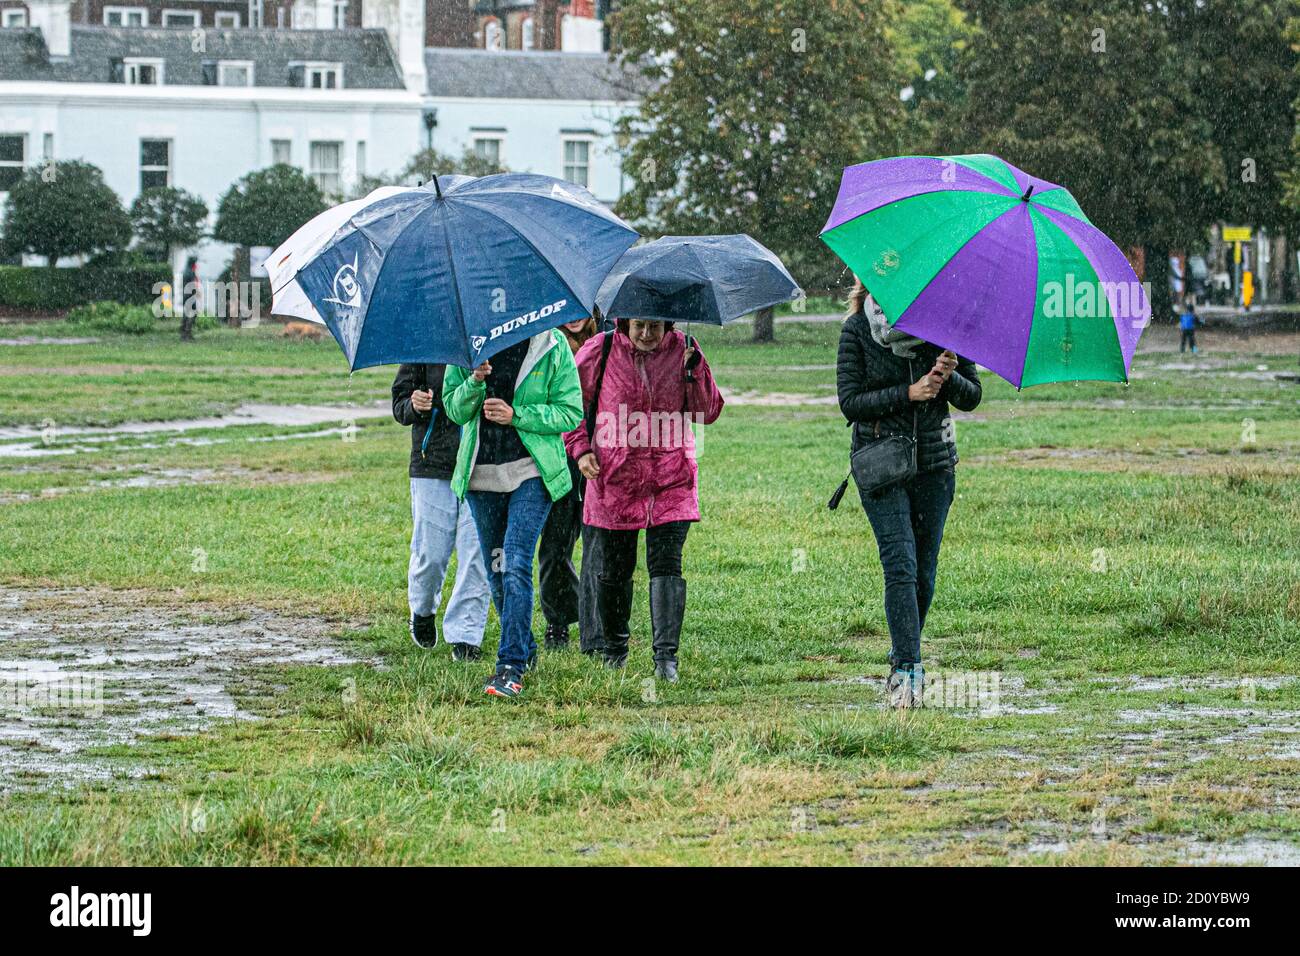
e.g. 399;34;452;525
828;360;919;510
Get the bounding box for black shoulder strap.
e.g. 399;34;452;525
584;332;615;439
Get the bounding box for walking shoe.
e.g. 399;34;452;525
484;667;523;699
450;642;481;662
886;664;925;709
654;660;679;683
409;614;437;649
544;623;570;651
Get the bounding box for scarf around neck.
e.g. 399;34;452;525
864;294;924;359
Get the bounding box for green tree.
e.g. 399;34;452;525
944;0;1299;316
130;186;208;255
610;0;906;340
2;160;132;267
212;164;327;250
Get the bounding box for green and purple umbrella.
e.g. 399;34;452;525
820;153;1149;388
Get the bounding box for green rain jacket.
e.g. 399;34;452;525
443;329;583;501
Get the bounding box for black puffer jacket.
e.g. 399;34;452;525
392;364;461;480
836;309;982;473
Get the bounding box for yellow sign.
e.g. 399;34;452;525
1243;271;1254;308
1222;226;1252;242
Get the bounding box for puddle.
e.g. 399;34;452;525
0;586;375;791
1178;838;1300;866
0;402;391;458
720;388;839;406
0;465;332;505
0;336;100;347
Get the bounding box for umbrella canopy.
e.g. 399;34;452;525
820;154;1149;388
271;173;638;370
595;234;801;325
266;184;415;326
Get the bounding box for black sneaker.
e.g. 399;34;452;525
450;642;482;662
484;667;523;699
544;623;570;650
409;614;437;649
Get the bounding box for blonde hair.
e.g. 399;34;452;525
844;275;868;320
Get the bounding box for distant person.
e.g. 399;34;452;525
564;317;725;682
180;256;200;341
836;277;982;709
1179;300;1200;354
392;364;490;659
537;314;599;653
444;330;584;699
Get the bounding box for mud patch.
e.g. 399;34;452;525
0;464;335;505
0;336;100;347
0;587;375;791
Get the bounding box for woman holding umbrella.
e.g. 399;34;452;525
563;318;725;682
836;278;981;708
444;330;584;699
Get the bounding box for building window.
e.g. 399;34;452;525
355;141;366;178
42;132;53;160
333;0;347;28
562;139;591;188
309;141;342;195
161;10;199;27
218;60;254;86
472;137;502;166
295;62;343;89
0;135;24;192
248;0;263;29
271;139;292;165
215;11;240;27
140;139;171;191
124;58;164;85
484;19;502;51
521;16;534;51
2;9;28;27
104;6;148;26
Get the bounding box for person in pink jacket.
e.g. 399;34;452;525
564;318;725;681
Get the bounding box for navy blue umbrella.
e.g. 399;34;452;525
594;234;801;325
286;173;639;370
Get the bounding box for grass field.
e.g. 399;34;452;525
1;317;1298;865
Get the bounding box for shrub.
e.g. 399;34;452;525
65;301;157;335
0;264;170;310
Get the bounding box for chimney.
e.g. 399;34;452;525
363;0;426;93
27;0;71;58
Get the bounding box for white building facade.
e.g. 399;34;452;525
0;0;643;292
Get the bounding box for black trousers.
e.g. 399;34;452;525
1180;329;1196;352
538;460;583;627
595;521;691;583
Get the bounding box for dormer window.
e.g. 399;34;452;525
124;58;164;85
289;62;344;89
2;9;29;27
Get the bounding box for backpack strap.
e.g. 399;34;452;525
583;331;615;440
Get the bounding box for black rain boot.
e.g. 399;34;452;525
544;622;570;651
650;576;686;683
409;613;437;649
598;576;633;669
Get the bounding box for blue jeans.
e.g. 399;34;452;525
860;468;956;667
466;477;552;674
408;478;490;645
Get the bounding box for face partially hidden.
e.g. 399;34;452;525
628;319;666;352
564;318;589;333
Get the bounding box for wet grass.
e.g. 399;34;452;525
0;320;1297;864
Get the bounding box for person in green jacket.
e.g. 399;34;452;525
443;329;583;699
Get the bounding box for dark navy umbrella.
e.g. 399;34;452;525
594;234;801;325
284;173;638;370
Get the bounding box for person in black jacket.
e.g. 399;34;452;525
392;363;490;659
836;277;982;709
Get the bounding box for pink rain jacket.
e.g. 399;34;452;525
564;329;724;530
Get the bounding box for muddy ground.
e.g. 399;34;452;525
0;587;373;792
